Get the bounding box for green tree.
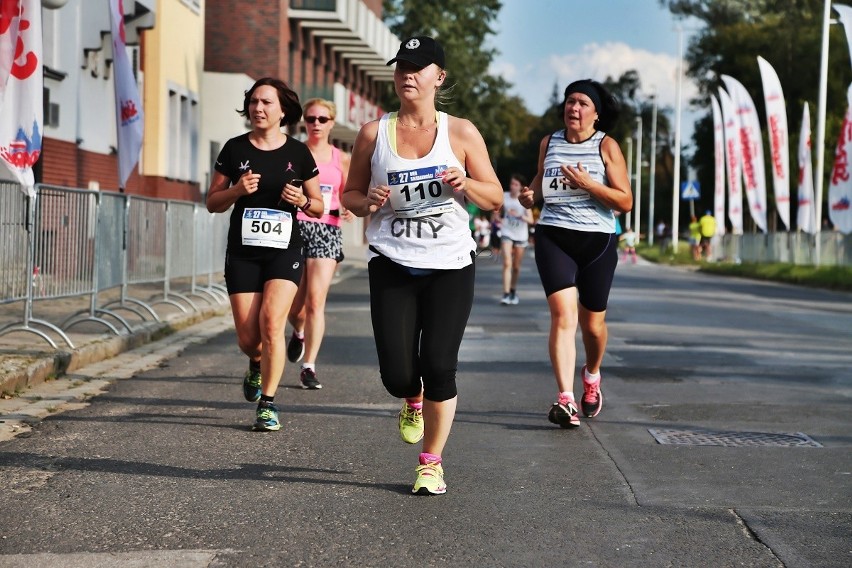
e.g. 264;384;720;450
382;0;534;181
661;0;852;231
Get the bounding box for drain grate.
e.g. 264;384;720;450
648;428;823;448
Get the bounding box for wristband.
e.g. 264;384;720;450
299;196;312;212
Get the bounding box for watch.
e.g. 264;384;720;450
299;195;312;212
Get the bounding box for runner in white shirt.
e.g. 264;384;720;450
496;173;534;305
342;36;502;495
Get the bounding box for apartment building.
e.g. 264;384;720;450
36;0;397;202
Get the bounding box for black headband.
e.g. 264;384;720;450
564;81;601;113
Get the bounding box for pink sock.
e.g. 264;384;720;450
405;398;423;410
558;391;575;405
419;452;441;465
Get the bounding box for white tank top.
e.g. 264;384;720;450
537;130;616;233
500;193;529;241
366;112;474;269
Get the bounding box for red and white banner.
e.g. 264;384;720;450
721;75;768;232
718;87;743;235
109;0;144;190
835;5;852;71
0;0;41;196
757;56;790;230
710;95;726;235
796;103;816;234
828;83;852;234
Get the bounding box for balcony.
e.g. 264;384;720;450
289;0;398;81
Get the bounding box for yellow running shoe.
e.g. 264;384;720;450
412;462;446;495
398;401;424;444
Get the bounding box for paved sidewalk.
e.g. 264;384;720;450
0;282;231;398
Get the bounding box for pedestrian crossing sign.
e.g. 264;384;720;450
680;180;700;200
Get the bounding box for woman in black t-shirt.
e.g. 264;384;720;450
206;77;322;432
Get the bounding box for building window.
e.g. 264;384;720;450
44;88;60;128
167;86;199;182
179;0;201;15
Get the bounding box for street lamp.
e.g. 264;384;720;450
625;136;633;230
671;25;684;253
648;94;658;245
634;115;643;239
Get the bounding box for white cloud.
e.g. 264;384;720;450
499;41;699;117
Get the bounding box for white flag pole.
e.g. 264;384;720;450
814;0;832;263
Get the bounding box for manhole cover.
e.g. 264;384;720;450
648;428;822;448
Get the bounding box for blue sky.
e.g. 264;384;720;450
489;0;701;139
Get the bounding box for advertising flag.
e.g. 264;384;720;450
719;87;743;235
0;0;41;196
757;56;790;230
711;95;726;235
797;103;816;234
835;4;852;70
721;74;768;232
0;0;23;105
109;0;143;190
828;83;852;234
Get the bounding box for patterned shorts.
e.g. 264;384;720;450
299;221;344;261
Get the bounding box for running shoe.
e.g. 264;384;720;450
398;401;424;444
252;401;281;432
412;462;447;495
500;293;511;305
581;366;603;418
242;367;262;402
509;292;520;305
548;400;580;428
299;367;322;390
287;332;305;362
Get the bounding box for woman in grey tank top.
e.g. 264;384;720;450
519;79;633;430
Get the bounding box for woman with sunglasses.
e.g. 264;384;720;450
286;99;352;390
342;36;503;495
519;79;632;429
206;77;323;432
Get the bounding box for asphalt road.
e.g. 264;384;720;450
0;253;850;567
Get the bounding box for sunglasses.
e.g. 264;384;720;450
305;116;331;124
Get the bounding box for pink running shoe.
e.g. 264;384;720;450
581;366;603;418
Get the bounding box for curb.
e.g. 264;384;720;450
1;304;230;398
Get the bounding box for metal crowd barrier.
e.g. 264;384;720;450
0;183;229;349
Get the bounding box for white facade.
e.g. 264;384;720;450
199;72;255;193
42;0;153;159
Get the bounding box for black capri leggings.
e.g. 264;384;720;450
368;255;475;402
534;224;618;312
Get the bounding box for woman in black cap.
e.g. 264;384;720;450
519;79;632;429
342;36;503;495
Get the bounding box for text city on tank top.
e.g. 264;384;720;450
367;111;474;269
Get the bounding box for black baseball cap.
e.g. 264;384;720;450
386;36;445;69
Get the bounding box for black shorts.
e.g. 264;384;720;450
224;247;304;294
533;225;618;312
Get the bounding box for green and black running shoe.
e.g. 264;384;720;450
252;401;281;432
243;367;262;402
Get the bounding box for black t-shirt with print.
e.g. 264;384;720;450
215;132;319;259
